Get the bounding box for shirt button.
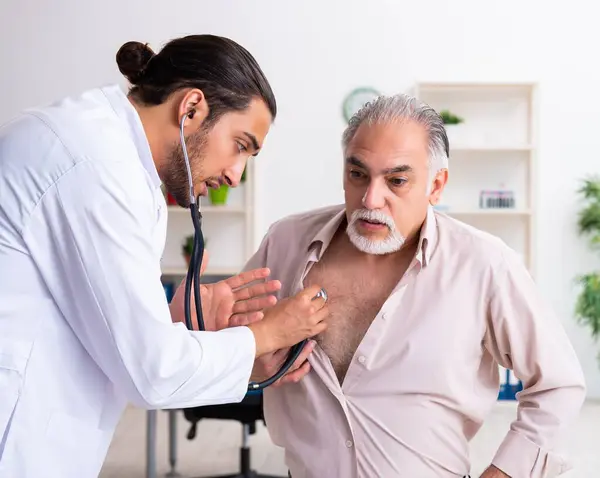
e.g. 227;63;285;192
345;440;353;448
381;313;387;320
358;355;366;364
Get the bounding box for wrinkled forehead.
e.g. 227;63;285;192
344;120;430;171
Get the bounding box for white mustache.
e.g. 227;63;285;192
351;209;394;229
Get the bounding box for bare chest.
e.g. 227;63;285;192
304;264;396;383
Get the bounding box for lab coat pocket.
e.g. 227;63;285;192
0;367;22;457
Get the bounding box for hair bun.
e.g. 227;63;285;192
116;41;155;85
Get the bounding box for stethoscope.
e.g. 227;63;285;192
178;111;324;391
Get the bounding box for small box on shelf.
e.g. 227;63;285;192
479;190;515;209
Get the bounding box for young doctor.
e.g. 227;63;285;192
0;35;327;477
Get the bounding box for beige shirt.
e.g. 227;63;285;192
243;204;586;478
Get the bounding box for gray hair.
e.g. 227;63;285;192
341;93;449;174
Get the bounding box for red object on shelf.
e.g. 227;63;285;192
166;192;178;205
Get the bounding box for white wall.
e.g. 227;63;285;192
1;0;599;398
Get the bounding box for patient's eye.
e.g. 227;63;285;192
388;177;407;187
349;169;366;179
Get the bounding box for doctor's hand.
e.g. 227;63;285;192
169;251;282;331
246;284;329;357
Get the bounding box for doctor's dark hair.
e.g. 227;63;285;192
115;35;277;124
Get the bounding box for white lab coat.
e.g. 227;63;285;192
0;85;256;477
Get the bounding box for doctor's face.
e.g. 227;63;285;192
164;98;272;207
343;120;445;255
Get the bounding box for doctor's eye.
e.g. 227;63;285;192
236;141;248;153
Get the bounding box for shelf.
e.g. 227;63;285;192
160;266;239;277
439;209;532;216
451;145;534;152
417;82;536;92
167;205;246;214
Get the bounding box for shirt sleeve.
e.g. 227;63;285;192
484;248;586;477
21;158;256;409
241;226;272;273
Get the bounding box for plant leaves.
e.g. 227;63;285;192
574;177;600;363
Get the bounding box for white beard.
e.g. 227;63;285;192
346;209;405;255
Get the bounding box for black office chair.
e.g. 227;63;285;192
180;391;285;478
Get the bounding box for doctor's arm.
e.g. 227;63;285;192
21;159;259;409
483;249;587;478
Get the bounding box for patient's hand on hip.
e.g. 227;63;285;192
251;340;316;386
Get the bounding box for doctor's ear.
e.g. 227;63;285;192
177;88;209;128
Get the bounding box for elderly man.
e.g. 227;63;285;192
247;93;586;478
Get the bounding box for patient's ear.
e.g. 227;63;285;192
428;169;448;205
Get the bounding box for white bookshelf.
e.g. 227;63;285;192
414;82;538;401
159;161;256;280
414;81;538;278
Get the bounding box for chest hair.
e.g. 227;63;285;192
304;254;405;384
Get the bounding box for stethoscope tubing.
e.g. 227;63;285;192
178;113;309;391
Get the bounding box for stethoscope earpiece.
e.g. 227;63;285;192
187;109;196;120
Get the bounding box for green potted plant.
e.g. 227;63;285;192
208;166;247;206
439;109;464;125
574;175;600;362
209;184;230;205
182;235;194;265
439;109;466;146
181;235;209;264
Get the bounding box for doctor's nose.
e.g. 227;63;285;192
222;173;239;188
223;162;246;188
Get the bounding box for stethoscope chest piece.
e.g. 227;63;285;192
312;288;328;303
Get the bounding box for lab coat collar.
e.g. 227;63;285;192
100;84;161;189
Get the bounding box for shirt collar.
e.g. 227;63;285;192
418;205;438;266
308;204;439;266
308;206;347;260
100;84;161;189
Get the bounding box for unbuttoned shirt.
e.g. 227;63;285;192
242;204;586;478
